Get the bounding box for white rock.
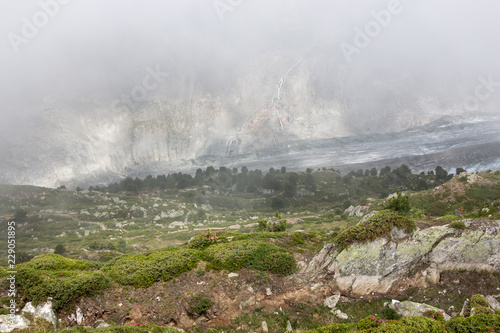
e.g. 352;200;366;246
334;309;349;320
261;321;268;333
96;322;110;328
22;301;57;327
76;307;83;325
266;288;272;296
0;315;30;332
286;320;293;332
228;273;239;278
324;294;341;309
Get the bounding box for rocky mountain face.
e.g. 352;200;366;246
1;52;498;188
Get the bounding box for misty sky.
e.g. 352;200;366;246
1;0;500;133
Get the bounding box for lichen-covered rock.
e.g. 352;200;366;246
307;219;500;295
392;301;451;321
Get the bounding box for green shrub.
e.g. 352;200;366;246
20;253;101;271
17;268;110;312
109;249;201;288
187;294;213;315
445;313;500;333
470;294;490;308
386;189;411;213
187;234;213;250
203;240;296;275
422;309;445;322
357;315;384;329
303;323;353;333
378;316;446;332
381;307;402;320
257;219;287;232
473;306;495;315
260;251;297;276
450;221;467;230
333;210;416;250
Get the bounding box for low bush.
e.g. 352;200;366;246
109;249;201;288
445;313;500;333
450;221;467;230
303;323;353;333
333;210;416;250
187;234;214;250
381;307;402;320
17;268;110;312
203;240;296;275
470;294;490;308
422;309;445;322
357;315;384;329
379;316;446;332
187;294;213;316
20;253;101;271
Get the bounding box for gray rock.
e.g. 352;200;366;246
324;294;341;309
0;315;30;332
334;309;349;320
486;295;500;310
96;322;110;328
394;301;451;321
286;320;293;332
261;321;268;333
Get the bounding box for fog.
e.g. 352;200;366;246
1;0;500;186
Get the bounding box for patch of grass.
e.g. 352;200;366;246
203;240;296;276
109;248;201;288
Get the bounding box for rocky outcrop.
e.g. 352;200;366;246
306;219;500;295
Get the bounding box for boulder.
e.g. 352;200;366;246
0;315;30;332
393;301;451;321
